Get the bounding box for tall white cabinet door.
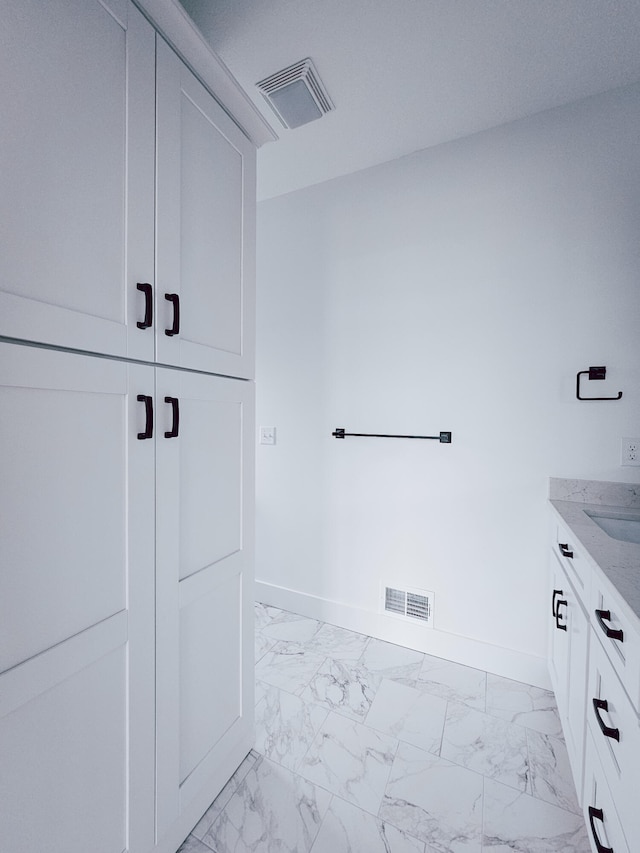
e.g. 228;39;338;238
0;0;156;361
155;368;255;851
156;37;256;379
0;343;156;853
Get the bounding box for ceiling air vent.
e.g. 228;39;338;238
383;585;434;627
256;58;334;130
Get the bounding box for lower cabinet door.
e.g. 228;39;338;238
154;367;255;852
0;343;156;853
583;730;630;853
548;552;589;804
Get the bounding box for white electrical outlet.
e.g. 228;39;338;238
621;437;640;466
259;426;276;445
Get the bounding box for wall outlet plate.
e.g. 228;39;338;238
621;437;640;466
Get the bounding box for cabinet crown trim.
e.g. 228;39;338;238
134;0;277;147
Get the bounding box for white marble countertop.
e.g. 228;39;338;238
549;479;640;629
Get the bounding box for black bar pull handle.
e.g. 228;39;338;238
595;609;624;643
136;283;153;329
576;366;622;401
555;599;568;631
137;394;153;440
552;589;563;618
592;698;620;742
164;396;180;438
588;807;614;853
165;293;180;337
558;543;573;559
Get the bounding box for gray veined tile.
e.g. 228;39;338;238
526;729;581;814
202;757;331;853
255;630;275;663
482;777;590;852
177;835;213;853
298;711;398;814
255;683;329;771
255;679;271;707
260;611;323;646
255;642;326;695
379;741;483;853
311;796;425;853
301;657;381;721
304;622;371;662
192;750;261;840
440;701;529;792
485;674;563;736
365;678;447;755
358;638;424;681
413;655;487;711
254;601;283;630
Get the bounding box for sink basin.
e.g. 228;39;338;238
586;511;640;545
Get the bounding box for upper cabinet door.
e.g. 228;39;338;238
0;0;156;361
156;38;256;379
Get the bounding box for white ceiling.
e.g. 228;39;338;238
180;0;640;201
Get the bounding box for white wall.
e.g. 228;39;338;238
255;83;640;686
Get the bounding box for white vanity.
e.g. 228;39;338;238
548;479;640;853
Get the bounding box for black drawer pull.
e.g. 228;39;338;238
164;396;179;439
555;599;568;631
552;588;563;617
165;293;180;336
588;806;614;853
592;698;620;742
595;609;624;643
137;394;153;440
136;282;153;329
558;543;573;559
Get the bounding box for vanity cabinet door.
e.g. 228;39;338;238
583;730;630;853
588;633;640;848
0;0;155;361
549;553;589;804
155;37;256;378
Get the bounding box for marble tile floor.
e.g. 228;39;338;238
179;603;590;853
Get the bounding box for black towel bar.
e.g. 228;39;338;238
332;428;452;443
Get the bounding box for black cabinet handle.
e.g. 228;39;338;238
552;589;563;617
592;698;620;742
137;394;153;440
555;599;568;631
595;609;624;643
588;806;614;853
136;283;153;329
164;396;179;438
558;543;573;559
165;293;180;337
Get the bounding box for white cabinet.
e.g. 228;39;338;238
156;39;256;378
155;368;254;850
586;634;640;847
0;0;156;361
548;505;640;853
583;732;631;853
0;0;255;379
1;1;259;851
0;345;255;853
548;545;589;803
0;344;155;853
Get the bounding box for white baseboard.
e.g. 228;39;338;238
255;580;551;690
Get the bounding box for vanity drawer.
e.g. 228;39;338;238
587;633;640;846
583;730;630;853
590;575;640;713
553;519;591;607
